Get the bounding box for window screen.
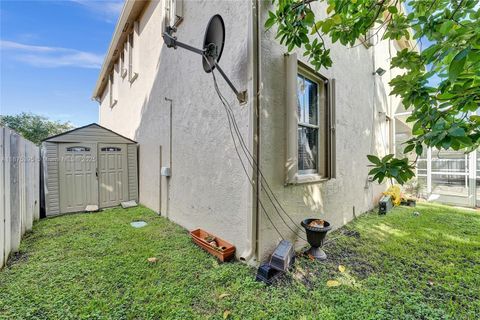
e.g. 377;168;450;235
297;74;319;173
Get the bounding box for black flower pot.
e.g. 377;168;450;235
301;219;332;260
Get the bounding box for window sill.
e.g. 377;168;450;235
286;173;329;186
359;37;372;49
129;72;138;84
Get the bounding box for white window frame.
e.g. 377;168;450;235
128;21;139;83
164;0;184;30
109;70;117;108
120;43;127;79
297;71;323;175
285;53;335;185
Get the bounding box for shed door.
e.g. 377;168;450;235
98;144;128;208
59;143;98;213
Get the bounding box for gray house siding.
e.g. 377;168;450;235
127;144;138;202
43;142;60;215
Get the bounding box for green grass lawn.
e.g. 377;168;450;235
1;203;479;319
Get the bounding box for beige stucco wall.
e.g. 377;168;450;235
98;0;406;262
99;0;254;258
256;1;403;259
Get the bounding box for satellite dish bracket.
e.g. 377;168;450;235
163;31;205;55
205;43;219;60
162;16;247;105
213;61;247;104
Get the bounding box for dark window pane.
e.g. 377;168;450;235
298;126;318;171
305;78;318;125
297;74;318;125
101;147;121;152
66;146;90;152
297;75;304;122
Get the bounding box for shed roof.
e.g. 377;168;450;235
43;123;137;144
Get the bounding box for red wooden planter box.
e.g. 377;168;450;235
190;229;235;262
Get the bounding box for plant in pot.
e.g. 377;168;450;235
301;218;332;260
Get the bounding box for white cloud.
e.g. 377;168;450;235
1;40;58;52
69;0;124;23
0;40;104;69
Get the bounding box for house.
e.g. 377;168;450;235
92;0;411;262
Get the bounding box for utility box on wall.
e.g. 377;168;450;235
160;167;171;177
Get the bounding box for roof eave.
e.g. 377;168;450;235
92;0;148;101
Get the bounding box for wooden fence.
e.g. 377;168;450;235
1;127;40;269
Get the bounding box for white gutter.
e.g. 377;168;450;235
91;0;137;100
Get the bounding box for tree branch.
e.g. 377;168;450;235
450;0;465;19
292;0;318;11
308;3;327;49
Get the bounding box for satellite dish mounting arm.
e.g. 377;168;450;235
213;62;247;104
162;18;247;105
163;28;205;55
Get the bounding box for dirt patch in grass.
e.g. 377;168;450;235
319;226;377;279
6;251;29;267
285;256;325;289
287;225;378;287
335;227;361;239
324;245;377;279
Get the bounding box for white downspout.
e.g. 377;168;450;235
240;0;260;264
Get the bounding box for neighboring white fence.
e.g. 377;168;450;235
1;127;40;269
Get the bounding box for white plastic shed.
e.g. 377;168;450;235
42;123;138;216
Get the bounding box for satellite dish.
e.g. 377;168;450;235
202;14;225;73
162;14;247;104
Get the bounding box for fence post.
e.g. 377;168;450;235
25;142;33;231
34;147;40;221
1;128;5;268
9;132;21;252
3;129;11;267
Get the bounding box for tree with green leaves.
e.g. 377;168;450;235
266;0;479;184
0;112;73;145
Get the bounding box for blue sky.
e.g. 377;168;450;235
1;0;123;126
